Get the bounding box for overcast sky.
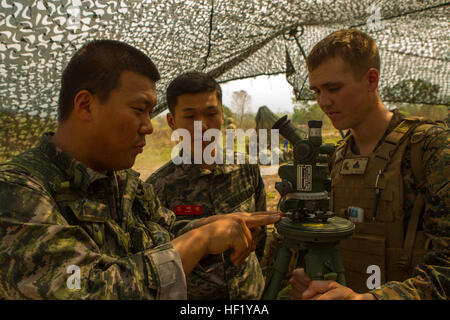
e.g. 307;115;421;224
221;74;296;114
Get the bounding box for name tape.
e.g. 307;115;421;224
174;205;203;216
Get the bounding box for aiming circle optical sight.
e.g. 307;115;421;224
262;115;354;300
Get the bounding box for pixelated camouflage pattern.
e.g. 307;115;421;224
0;133;183;299
147;155;267;300
370;251;449;299
347;110;449;299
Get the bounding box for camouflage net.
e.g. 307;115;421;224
1;0;449;158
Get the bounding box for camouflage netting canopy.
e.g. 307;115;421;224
1;0;449;158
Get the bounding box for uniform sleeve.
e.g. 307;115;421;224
370;126;450;300
369;253;449;300
253;164;267;261
0;170;186;300
146;172;168;208
254;164;267;212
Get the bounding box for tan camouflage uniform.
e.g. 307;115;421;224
336;110;449;299
0;133;186;299
147;155;267;300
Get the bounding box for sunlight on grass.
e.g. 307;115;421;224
132;117;176;174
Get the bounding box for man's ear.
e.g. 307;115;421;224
73;90;95;122
167;112;176;130
366;68;379;93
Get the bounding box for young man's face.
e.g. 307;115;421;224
89;70;157;171
167;90;224;157
308;56;371;130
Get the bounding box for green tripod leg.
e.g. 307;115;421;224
262;244;292;300
261;216;354;299
303;243;346;285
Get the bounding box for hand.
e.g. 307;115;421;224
200;211;278;253
290;268;311;300
222;212;273;252
201;211;280;225
172;211;281;275
301;280;375;300
205;212;281;266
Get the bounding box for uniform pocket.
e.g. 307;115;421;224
337;233;387;293
373;187;395;222
385;247;411;282
66;199;108;247
67;199;108;223
230;194;255;212
222;178;255;211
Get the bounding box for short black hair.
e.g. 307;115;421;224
166;71;222;114
58;39;160;122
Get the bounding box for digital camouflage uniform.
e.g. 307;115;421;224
334;110;449;299
0;133;186;299
147;155;267;300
